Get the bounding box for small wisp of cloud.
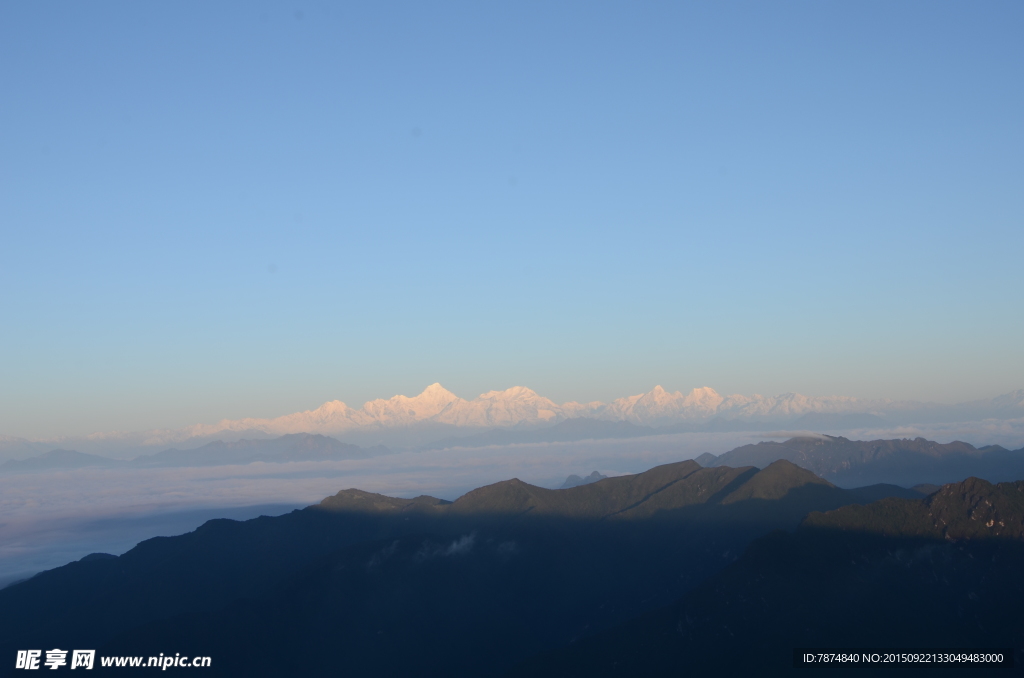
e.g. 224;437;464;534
414;532;476;562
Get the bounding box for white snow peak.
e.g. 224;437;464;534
121;383;891;445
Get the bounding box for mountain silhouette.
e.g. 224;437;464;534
0;458;923;677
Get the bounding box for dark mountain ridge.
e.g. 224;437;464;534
0;458;921;677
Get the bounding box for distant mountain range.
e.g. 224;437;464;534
422;418;657;449
4;384;1023;459
0;434;385;472
698;435;1024;487
0;458;931;676
132;434;382;467
560;471;607;489
5;433;1024;495
0;449;120;472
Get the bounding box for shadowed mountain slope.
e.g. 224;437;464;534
0;460;938;677
515;476;1024;677
804;476;1024;540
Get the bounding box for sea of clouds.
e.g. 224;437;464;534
0;432;755;585
2;419;1022;588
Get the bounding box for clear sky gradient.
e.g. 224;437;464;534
2;1;1022;439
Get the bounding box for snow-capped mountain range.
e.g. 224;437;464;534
86;384;1024;444
4;384;1023;459
137;383;874;444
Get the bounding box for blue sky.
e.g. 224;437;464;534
2;1;1022;438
